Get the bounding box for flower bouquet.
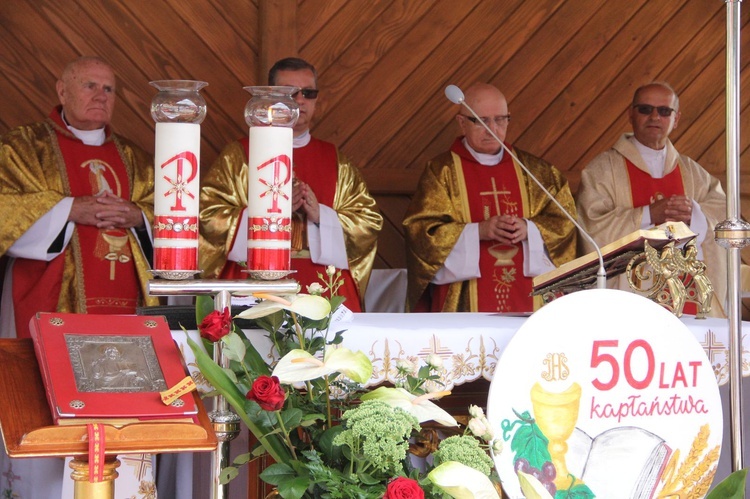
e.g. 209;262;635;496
186;267;505;498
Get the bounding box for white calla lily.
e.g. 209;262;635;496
360;386;458;426
235;293;331;321
428;461;500;498
272;348;372;384
517;470;554;499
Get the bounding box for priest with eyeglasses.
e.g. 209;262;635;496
403;83;577;313
576;81;728;317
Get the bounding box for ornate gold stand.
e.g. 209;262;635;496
70;456;120;498
625;240;714;318
0;339;217;499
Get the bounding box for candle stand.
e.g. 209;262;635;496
148;278;298;499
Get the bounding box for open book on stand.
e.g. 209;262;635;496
533;222;696;297
29;312;197;425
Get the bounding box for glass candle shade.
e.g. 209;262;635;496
149;80;207;278
243;86;299;277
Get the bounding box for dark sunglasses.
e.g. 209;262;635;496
632;104;675;117
292;88;319;100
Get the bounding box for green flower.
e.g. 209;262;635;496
235;293;331;320
333;400;419;476
272;347;372;384
428;461;500;499
433;435;494;476
361;386;457;426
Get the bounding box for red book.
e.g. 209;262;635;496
29;312;197;424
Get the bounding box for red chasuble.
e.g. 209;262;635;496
12;111;140;337
432;141;534;313
221;137;362;312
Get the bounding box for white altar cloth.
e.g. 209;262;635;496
198;313;746;389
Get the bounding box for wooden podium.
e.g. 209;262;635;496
0;339;217;498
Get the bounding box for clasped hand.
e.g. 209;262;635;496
650;195;692;225
68;192;144;229
292;180;320;224
478;214;527;244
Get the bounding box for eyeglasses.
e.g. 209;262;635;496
292;88;319;100
632;104;676;117
461;114;511;127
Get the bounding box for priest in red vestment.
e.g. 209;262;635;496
0;55;158;499
577;82;728;317
403;83;577;313
200;57;382;312
0;56;157;340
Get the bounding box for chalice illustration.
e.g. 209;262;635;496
530;381;582;490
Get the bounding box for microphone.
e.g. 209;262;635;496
444;85;607;290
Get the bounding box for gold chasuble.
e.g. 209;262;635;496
404;138;577;313
200;137;382;312
0;108;157;338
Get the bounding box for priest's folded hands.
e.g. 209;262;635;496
478;214;528;245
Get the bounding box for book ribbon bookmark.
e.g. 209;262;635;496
160;375;197;406
87;423;106;482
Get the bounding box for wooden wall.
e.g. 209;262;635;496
1;0;749;270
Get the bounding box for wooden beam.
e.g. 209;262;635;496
258;0;297;84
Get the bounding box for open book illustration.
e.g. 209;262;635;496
566;426;672;499
533;222;696;294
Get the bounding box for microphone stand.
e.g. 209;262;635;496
445;85;607;290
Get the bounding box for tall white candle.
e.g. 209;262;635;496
246;126;293;271
153;122;201;270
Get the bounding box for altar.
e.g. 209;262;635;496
172;312;750;499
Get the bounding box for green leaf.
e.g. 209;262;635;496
219;466;239;485
318;425;345;460
195;295;214;324
232;452;253;466
259;463;296;486
281;407;304;432
277;476;310;499
238;334;271;376
706;469;747;499
186;335;293;465
221;331;246;362
356;471;380;485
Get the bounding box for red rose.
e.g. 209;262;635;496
384;477;424;499
199;307;232;342
246;375;286;411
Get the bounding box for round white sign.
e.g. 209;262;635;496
487;289;723;498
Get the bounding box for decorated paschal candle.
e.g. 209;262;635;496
244;86;300;278
149;80;207;279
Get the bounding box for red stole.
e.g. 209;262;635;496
625;159;685;207
432;144;533;312
12;113;140;337
625;159;696;314
224;137;362;312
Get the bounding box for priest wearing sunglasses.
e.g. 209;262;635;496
200;57;382;312
577;81;728;317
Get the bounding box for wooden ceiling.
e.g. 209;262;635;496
1;0;749;269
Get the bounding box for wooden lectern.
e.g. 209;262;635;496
0;339;217;499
